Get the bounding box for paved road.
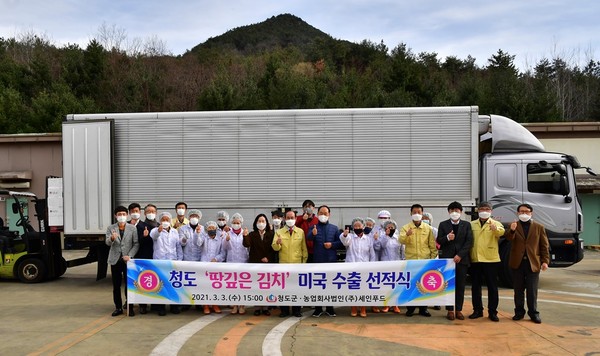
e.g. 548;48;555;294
1;250;599;356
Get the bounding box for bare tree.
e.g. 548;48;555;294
96;22;127;52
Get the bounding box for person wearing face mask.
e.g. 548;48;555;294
272;210;308;318
128;202;151;315
200;221;226;314
144;204;159;228
469;201;505;322
340;217;377;317
216;210;231;261
378;220;402;314
106;206;139;317
400;204;437;317
243;213;276;316
423;212;441;311
179;209;204;262
223;213;250;315
505;203;549;324
172;202;189;229
436;201;473;321
296;199;318;263
307;205;342;317
150;212;183;316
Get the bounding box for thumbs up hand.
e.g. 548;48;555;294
510;220;518;232
343;227;350;237
374;231;379;240
243;227;249;237
196;225;202;233
406;228;413;236
143;226;149;237
448;230;455;241
312;225;318;236
111;230;118;241
226;233;231;241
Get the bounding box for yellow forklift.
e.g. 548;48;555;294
0;190;66;283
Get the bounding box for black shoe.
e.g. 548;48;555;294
112;309;123;317
469;311;483;319
279;313;289;318
139;305;147;314
293;312;303;317
489;314;499;322
128;308;135;317
158;309;166;316
433;306;441;310
170;306;180;314
530;314;542;324
312;310;322;318
512;314;525;320
325;308;336;317
181;305;191;312
405;309;414;317
418;310;431;317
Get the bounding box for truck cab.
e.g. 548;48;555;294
479;115;587;285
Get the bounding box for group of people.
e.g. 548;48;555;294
105;199;550;324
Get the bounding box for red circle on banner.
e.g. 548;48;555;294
137;270;161;293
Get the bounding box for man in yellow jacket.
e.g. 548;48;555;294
399;204;437;317
469;201;505;322
272;209;308;317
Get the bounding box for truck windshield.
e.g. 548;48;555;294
527;163;569;195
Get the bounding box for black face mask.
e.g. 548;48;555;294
364;227;373;234
389;228;396;237
354;228;364;235
207;230;217;237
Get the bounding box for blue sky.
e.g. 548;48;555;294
1;0;598;70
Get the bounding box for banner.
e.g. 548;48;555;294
127;259;455;306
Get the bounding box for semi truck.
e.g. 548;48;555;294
59;106;594;284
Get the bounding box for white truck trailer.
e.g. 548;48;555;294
61;106;592;283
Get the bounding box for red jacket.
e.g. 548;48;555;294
296;215;318;254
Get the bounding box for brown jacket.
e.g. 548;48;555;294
505;220;550;272
243;230;276;263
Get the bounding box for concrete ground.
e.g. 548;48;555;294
0;250;599;356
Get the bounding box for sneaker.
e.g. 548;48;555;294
213;306;222;314
231;306;238;314
203;306;211;315
350;307;358;317
371;307;380;313
312;310;322;318
325;308;336;317
392;306;401;314
239;306;246;315
381;307;390;313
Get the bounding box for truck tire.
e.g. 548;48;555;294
17;258;47;283
498;241;513;288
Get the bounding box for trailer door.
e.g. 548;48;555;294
62;120;113;237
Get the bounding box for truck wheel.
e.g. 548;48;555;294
17;258;47;283
498;241;513;288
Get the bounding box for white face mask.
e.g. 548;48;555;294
145;213;156;221
231;223;242;230
318;215;329;223
256;222;267;230
285;219;296;227
478;211;491;219
272;218;282;227
217;220;226;228
518;214;531;222
379;218;389;227
176;209;185;216
130;212;141;220
116;215;127;224
189;217;199;226
449;212;461;221
161;221;171;229
411;214;422;222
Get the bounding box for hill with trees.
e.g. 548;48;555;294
0;13;598;134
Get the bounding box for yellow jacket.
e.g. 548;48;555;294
399;221;437;260
272;226;308;263
470;218;505;263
